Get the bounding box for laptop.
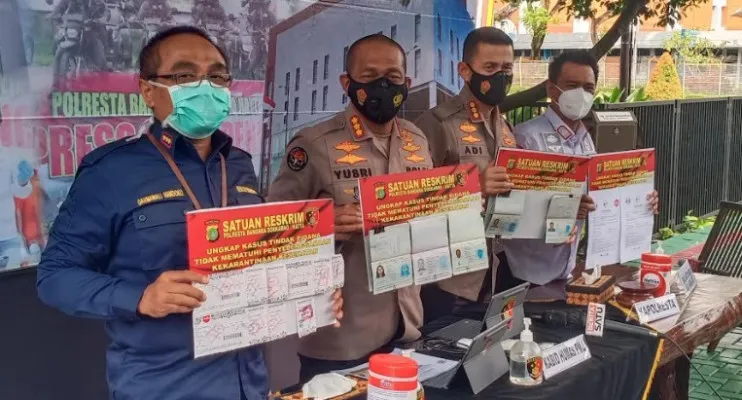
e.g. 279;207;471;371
422;317;512;391
430;282;530;341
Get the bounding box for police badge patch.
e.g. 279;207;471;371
287;147;309;172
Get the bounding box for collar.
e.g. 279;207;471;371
344;105;403;143
459;85;497;123
148;120;233;158
545;106;588;141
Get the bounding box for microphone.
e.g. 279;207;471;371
528;309;659;338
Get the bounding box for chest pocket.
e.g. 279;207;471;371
455;124;491;170
133;197;193;274
330;163;372;206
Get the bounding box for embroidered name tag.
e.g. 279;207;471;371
137;189;185;206
236;185;258;195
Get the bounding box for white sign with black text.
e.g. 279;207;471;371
674;261;697;295
633;294;681;324
542;334;592;379
585;303;606;337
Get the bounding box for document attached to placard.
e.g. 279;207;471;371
484;148;588;241
586;149;656;267
186;199;342;358
358;164;485;294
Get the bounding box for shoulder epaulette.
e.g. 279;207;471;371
82;136;142;166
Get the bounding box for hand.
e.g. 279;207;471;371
335;204;363;241
331;289;344;328
138;270;208;318
647;190;659;215
577;194;596;220
481;163;514;196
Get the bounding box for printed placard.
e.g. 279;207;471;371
411;247;453;285
313;257;334;295
585;303;606;337
371;254;414;294
633;294;680;324
286;260;317;299
542;334;592;379
266;302;292;341
450;238;488;275
675;261;697;295
266;264;289;303
331;255;345;289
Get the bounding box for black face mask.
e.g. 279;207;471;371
347;76;408;124
466;66;513;107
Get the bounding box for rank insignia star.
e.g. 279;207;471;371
350;116;364;138
402;142;421;152
468;101;481;121
336;153;367;165
399;129;413;143
335;141;361;153
406;153;425;163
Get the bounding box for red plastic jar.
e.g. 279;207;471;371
640;253;672;297
368;354;423;400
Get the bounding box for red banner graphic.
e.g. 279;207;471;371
588;149;656;191
186;199;334;274
496;148;589;191
359;164;481;234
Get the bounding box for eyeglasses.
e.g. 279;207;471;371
148;72;233;88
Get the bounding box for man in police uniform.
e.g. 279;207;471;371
415;27;517;322
505;50;659;289
268;34;432;379
36;26;342;400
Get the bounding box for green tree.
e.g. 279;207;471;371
664;30;722;64
645;52;684;100
522;3;552;60
502;0;710;111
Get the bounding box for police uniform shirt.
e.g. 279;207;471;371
267;106;433;361
36;122;268;400
506;106;596;285
415;85;517;301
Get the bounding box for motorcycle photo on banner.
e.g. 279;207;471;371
0;0;280;273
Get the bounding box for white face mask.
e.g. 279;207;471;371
556;87;594;121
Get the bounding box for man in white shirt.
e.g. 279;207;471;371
502;50;659;289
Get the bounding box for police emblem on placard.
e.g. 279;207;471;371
568;162;576;173
356;89;368;106
480;80;491;95
501;297;516;329
393;93;404;107
506;158;516;169
374;183;386;200
305;207;319;227
596;163;604;173
454;171;467;186
205;219;220;242
287;147;309;172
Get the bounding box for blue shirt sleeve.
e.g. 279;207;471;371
36;160;146;321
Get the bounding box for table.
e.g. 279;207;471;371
418;302;661;400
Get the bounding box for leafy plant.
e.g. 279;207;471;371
645;52;684;100
664;30;723;65
682;210;716;232
593;87;648;104
658;227;675;240
522;2;552;60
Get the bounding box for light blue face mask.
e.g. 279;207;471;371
150;80;231;139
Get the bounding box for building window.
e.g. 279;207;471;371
343;46;349;70
283;100;288;125
293;97;299;121
414;14;421;42
322;86;328;111
311;90;317;114
456;37;460;58
414;49;421;79
312;60;318;84
295;68;300;91
391;25;397;40
284;72;290;96
450;60;454;85
437;50;443;77
323;55;329;80
436;14;442;41
450;30;454;54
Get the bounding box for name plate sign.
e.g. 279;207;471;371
633;294;680;324
675;261;697;295
542;334;592;379
585;303;606;337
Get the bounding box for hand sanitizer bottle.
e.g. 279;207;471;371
509;318;543;386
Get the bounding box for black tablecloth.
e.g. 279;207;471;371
422;301;661;400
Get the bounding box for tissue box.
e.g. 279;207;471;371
273;376;367;399
566;275;616;306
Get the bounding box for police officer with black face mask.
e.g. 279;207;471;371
415;27;517;323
